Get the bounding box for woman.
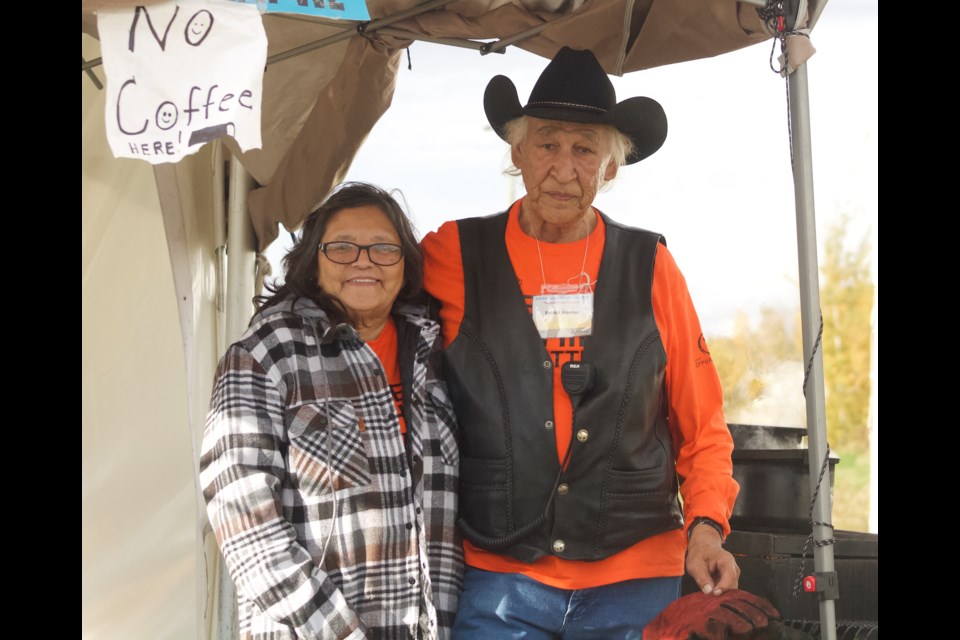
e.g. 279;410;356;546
200;182;462;639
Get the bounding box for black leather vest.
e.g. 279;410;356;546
444;210;683;563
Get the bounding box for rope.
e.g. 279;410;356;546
793;443;837;598
758;0;812;76
759;0;789;75
792;311;837;598
801;312;823;397
762;0;835;603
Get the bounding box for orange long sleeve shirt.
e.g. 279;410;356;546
421;202;738;589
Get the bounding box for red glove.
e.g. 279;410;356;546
644;589;782;640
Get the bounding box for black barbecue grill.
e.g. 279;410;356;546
679;424;880;638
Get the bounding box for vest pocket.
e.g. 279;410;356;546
598;466;681;549
602;466;672;500
286;400;372;496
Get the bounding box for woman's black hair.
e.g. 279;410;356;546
255;182;424;327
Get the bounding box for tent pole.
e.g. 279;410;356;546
82;56;103;88
482;22;552;54
266;0;459;65
361;0;459;32
212;154;258;640
377;27;503;52
788;62;837;640
225;155;257;341
213;141;228;355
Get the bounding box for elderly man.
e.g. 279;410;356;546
421;47;739;637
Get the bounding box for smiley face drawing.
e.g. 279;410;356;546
184;10;214;46
156;101;179;131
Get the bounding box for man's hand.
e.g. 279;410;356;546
685;522;740;595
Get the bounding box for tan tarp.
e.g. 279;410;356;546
242;0;772;248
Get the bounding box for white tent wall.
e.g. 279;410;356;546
83;30;225;638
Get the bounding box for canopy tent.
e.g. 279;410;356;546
81;0;843;637
82;0;819;250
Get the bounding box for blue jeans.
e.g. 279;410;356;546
451;567;681;639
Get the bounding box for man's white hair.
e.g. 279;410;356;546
502;116;634;180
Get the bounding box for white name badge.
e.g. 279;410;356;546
532;293;594;339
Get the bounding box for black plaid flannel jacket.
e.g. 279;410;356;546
200;298;462;639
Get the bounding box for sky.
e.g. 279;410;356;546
266;0;878;338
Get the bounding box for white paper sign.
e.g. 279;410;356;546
98;0;267;163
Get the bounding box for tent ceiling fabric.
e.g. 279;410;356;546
223;17;356;187
242;34;402;249
242;0;775;249
82;0;791;250
391;0;769;73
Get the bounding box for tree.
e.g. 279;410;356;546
819;218;873;453
711;218;872;445
709;218;875;530
710;307;802;424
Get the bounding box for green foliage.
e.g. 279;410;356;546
820;219;874;453
710;308;802;421
831;449;870;532
711;219;873;447
709;218;875;530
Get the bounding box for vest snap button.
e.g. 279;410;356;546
576;429;589;442
552;539;565;553
557;483;569;496
544;420;554;430
543;360;552;369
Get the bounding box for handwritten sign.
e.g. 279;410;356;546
232;0;370;21
98;0;267;164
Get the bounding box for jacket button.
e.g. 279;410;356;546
543;360;552;369
576;429;589;442
544;420;554;430
552;539;565;553
557;483;569;496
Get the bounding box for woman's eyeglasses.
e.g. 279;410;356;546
319;241;404;266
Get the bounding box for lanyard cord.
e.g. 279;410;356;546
532;217;591;290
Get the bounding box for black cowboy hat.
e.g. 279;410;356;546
484;47;667;165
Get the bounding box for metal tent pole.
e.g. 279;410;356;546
266;0;459;65
788;61;837;640
211;154;257;640
225;155;257;341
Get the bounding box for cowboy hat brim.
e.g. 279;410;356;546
484;74;668;165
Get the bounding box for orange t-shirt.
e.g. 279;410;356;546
367;318;406;434
421;201;738;590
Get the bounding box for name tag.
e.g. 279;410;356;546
532;293;594;339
